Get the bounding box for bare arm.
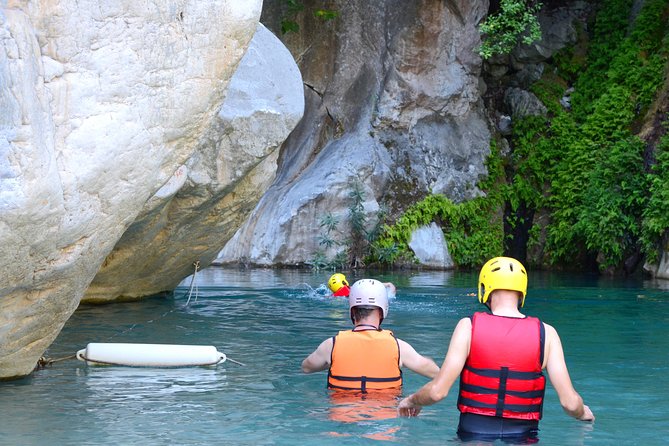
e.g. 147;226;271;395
544;323;595;421
397;339;440;378
301;338;333;373
398;317;472;417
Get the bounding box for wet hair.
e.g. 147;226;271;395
351;306;381;322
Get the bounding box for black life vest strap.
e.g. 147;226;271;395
459;383;545;399
458;396;544;414
459;365;545;416
495;367;509;416
327;372;402;393
353;324;380;331
464;365;544;380
539;320;546;366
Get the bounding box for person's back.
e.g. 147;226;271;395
457;310;545;439
328;327;402;391
398;257;594;442
302;278;439;392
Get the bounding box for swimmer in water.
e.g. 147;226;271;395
327;273;396;298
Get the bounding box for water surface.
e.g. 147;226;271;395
1;268;668;445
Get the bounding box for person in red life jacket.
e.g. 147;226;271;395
327;273;350;297
302;278;439;392
327;273;397;299
398;257;594;442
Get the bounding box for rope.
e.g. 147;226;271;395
75;352;228;367
35;354;76;370
185;260;200;306
226;358;246;367
106;260;202;343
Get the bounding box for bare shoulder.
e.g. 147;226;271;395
320;336;334;350
542;322;559;340
396;338;416;352
456;317;472;331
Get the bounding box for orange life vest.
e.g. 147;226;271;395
328;329;402;392
458;312;546;420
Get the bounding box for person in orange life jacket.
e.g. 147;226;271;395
398;257;594;441
302;278;439;391
327;273;397;299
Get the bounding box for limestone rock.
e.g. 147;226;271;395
644;250;669;280
511;1;590;66
504;87;548;119
85;23;304;302
408;223;455;269
0;1;263;378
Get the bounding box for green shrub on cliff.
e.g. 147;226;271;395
478;0;543;59
544;0;668;269
375;0;669;272
641;131;669;263
370;194;503;268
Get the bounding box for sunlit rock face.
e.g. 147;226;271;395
84;24;304;303
0;1;267;378
218;0;491;266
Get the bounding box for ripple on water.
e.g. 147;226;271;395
2;269;668;445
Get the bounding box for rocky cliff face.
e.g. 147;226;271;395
0;2;305;378
218;0;492;266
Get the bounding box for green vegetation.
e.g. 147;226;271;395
369;0;669;272
641;130;669;263
542;0;668;270
308;180;386;270
280;0;338;34
369;194;503;268
478;0;543;59
369;141;507;269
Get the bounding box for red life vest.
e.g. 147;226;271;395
333;285;350;297
328;329;402;392
458;312;546;420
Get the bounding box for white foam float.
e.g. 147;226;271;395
76;343;227;367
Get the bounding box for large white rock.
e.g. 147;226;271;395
409;223;455;269
85;23;304;301
0;1;262;378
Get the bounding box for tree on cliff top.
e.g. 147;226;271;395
478;0;543;59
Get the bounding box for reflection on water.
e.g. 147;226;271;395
328;390;401;423
0;267;668;445
82;366;227;398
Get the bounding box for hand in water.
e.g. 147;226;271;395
580;404;595;422
397;396;422;417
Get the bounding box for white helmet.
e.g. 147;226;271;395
349;279;389;320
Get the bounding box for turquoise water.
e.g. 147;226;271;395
1;268;668;445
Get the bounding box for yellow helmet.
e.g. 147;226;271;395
328;273;349;293
478;257;528;307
